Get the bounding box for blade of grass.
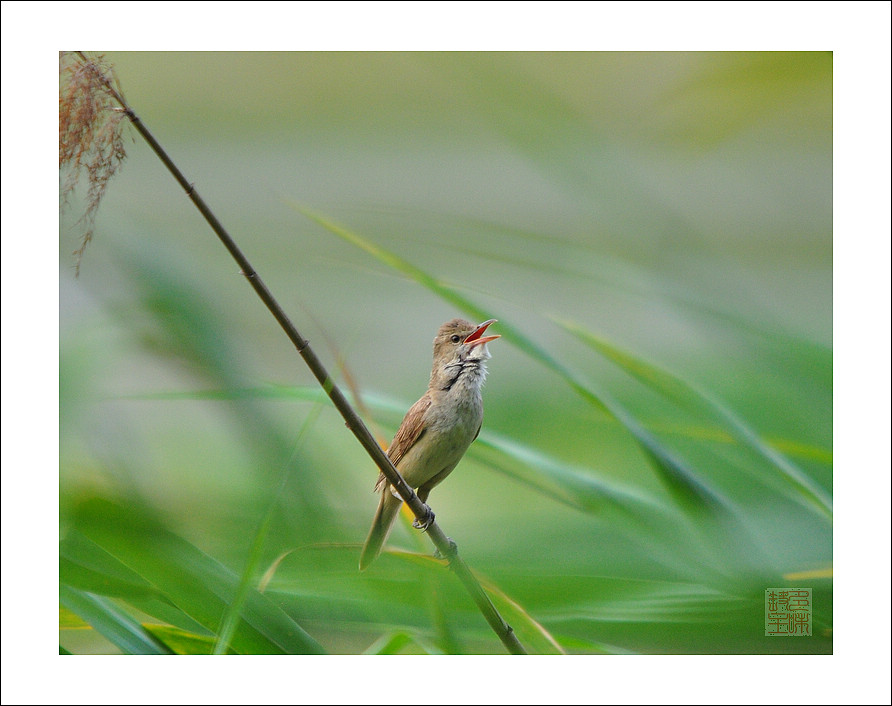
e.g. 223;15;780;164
59;607;87;629
475;431;668;523
123;595;214;637
556;318;832;520
145;625;226;655
68;498;325;654
61;530;213;637
59;585;174;655
362;631;445;655
60;529;166;601
473;431;739;580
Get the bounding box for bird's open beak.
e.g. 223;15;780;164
465;319;500;349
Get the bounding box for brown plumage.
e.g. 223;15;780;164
359;318;499;570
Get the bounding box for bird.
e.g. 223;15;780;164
359;318;499;570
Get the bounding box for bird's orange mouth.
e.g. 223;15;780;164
465;319;500;349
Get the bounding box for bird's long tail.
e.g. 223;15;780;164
359;489;403;571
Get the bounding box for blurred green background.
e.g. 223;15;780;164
59;51;831;655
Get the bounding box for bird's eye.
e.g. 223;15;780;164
450;334;461;343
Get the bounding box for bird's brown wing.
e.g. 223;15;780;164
373;394;432;492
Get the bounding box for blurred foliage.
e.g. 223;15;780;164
59;52;831;654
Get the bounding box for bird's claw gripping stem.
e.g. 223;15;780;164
412;504;435;531
433;538;458;561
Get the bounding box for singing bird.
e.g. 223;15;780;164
359;318;499;570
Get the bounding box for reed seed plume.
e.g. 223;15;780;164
59;52;128;275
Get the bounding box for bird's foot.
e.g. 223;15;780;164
412;504;435;531
433;538;458;560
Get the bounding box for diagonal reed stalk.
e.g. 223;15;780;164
60;52;526;655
